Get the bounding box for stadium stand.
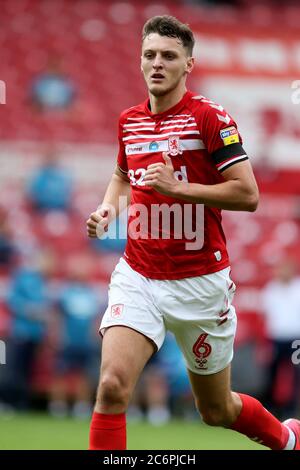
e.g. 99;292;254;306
0;0;300;414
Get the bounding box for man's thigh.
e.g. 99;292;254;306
100;326;156;391
164;267;237;375
100;257;166;351
188;364;232;408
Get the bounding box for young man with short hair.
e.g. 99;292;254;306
86;15;299;450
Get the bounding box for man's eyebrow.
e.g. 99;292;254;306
143;49;179;54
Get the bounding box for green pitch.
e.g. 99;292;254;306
0;414;265;450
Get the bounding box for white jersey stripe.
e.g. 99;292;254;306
167;114;192;117
124;127;155;132
124;122;155;128
122;130;200;142
161;118;195;125
125;139;205;156
160;123;198;131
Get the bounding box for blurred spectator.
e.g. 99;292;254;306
261;258;300;419
153;332;194;420
142;365;171;425
29;56;76;111
0;256;52;411
0;206;16;272
26;149;73;212
128;333;194;424
231;312;269;400
49;255;101;419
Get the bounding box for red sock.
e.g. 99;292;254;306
231;393;289;450
89;412;126;450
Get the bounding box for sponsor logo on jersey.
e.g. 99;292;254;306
168;135;183;156
125;139;205;155
149;141;159;151
111;304;124;319
220;126;239;146
126;145;143;154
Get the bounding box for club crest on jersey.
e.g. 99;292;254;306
111;304;124;319
168;135;183;156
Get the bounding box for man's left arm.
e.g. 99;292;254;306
144;154;259;212
144;99;259;212
173;157;259;211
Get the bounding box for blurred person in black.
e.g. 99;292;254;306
0;206;16;272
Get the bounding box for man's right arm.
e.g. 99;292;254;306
86;165;131;238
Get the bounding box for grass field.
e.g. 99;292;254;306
0;413;265;450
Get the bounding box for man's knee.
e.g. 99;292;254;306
96;372;130;409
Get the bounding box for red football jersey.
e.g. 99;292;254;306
117;90;248;280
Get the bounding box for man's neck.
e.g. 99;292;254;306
149;86;187;115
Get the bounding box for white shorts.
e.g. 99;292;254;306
100;257;237;375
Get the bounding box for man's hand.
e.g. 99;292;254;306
144;152;180;196
86;206;110;238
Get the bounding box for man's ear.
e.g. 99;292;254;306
186;57;195;74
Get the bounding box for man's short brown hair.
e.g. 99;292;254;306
142;15;195;56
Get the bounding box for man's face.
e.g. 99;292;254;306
141;33;194;97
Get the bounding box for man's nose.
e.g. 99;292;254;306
152;55;163;69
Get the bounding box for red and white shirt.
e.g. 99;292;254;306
117;90;248;280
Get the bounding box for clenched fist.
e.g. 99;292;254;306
86;206;110;238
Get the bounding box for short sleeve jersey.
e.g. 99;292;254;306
117;91;248;280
